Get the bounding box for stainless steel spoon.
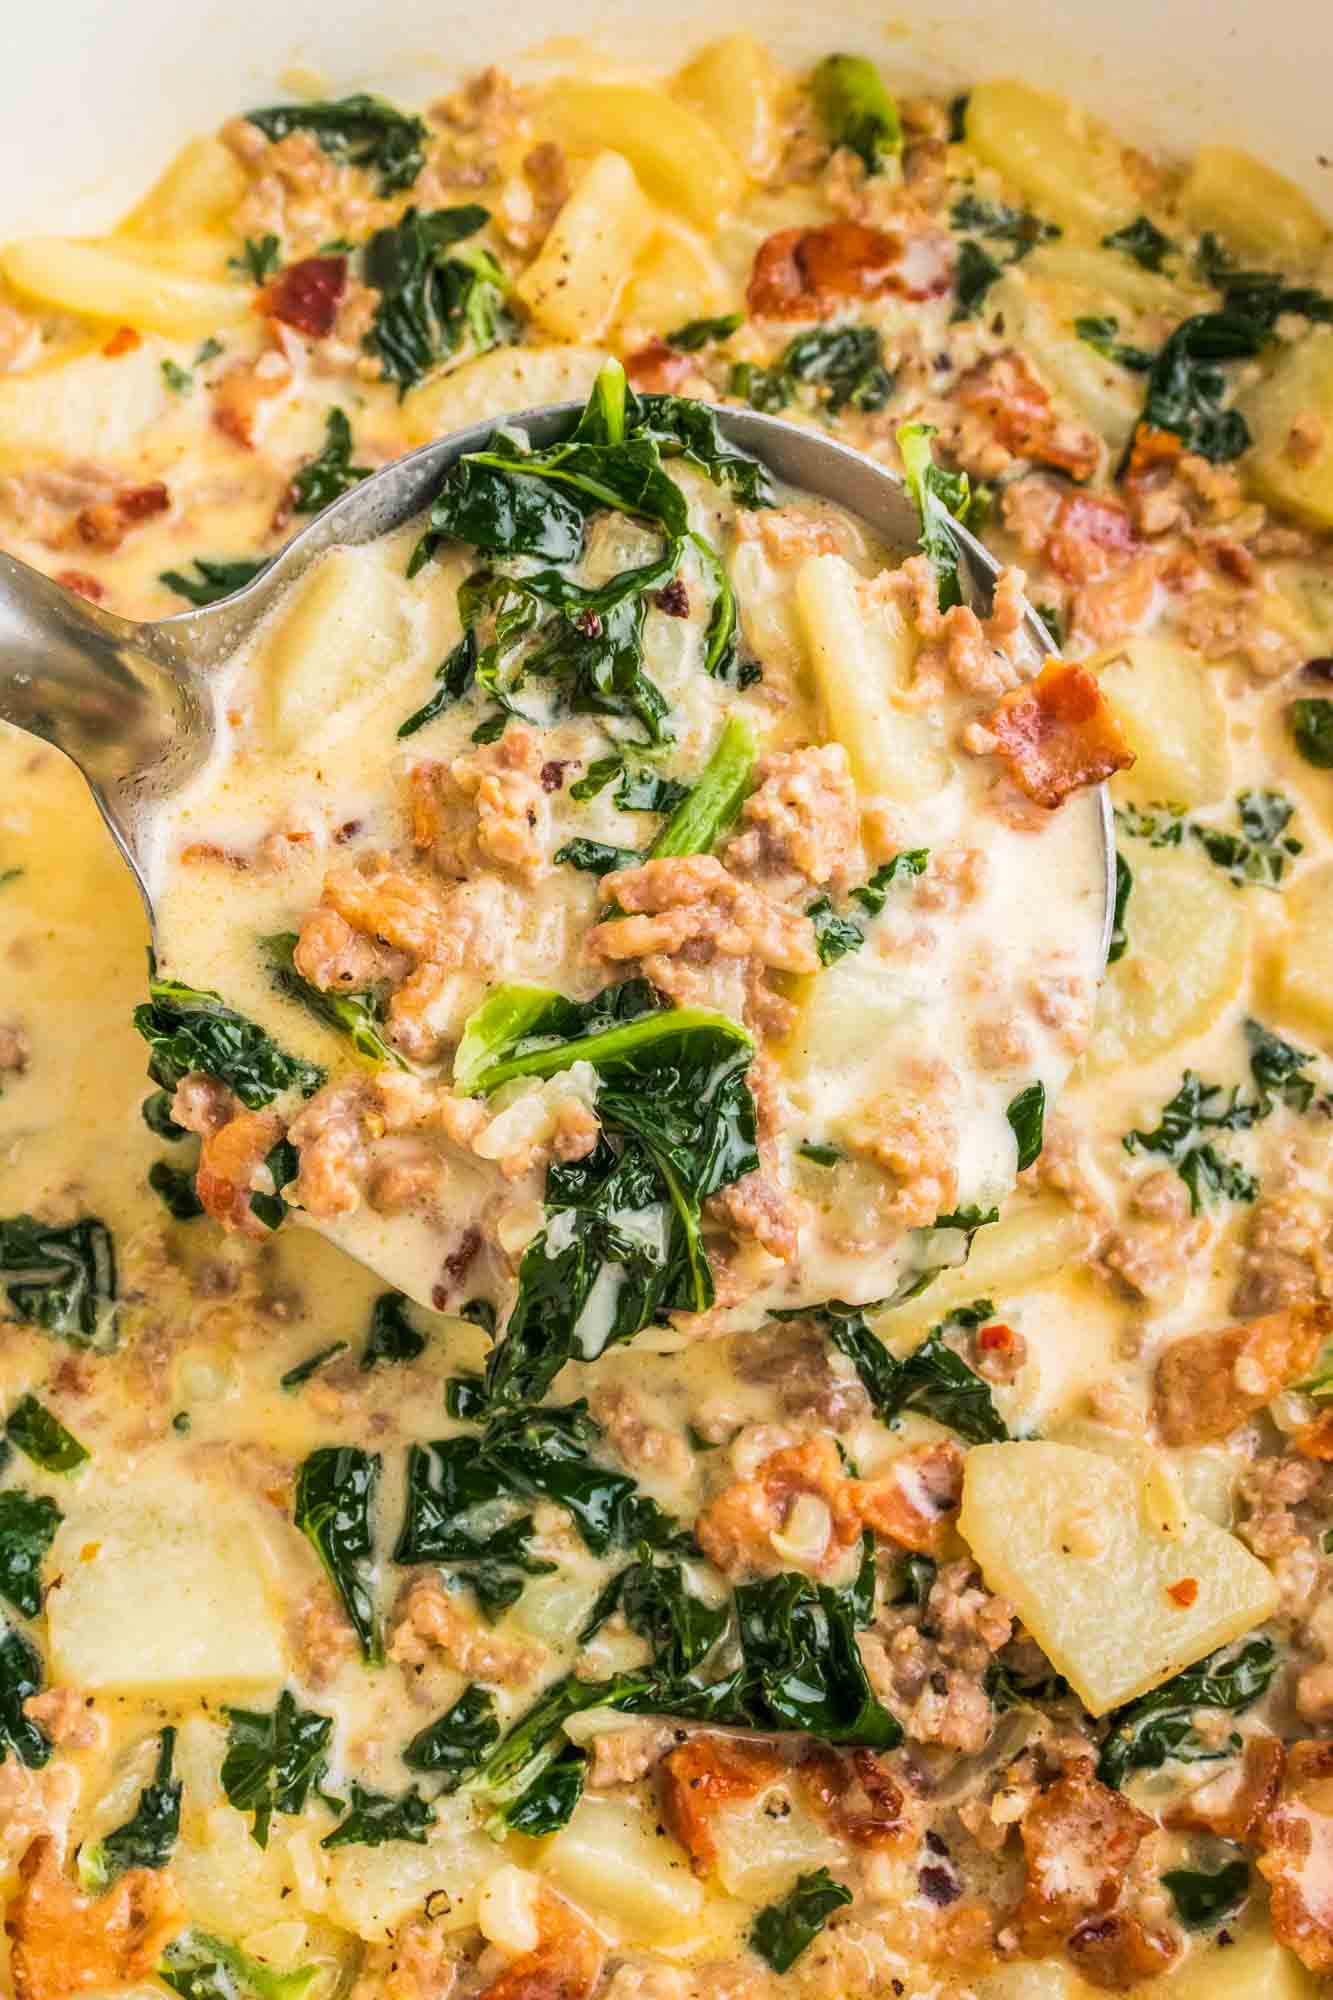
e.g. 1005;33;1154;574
0;403;1114;948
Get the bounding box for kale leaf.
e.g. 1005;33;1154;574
148;1158;203;1221
950;191;1059;318
810;54;900;172
1289;696;1333;769
501;1743;589;1835
1162;1859;1251;1930
221;1689;335;1848
0;1214;117;1346
579;1549;727;1675
666;313;743;351
228;236;282;284
1190;789;1301;888
1108;851;1132;964
804;1300;1008;1443
849;849;930;915
1123;1069;1262;1213
1136;310;1268;463
361;1292;426;1372
160;559;266;607
160;1931;318;2000
750;1867;853;1972
363;205;509;393
136;969;324;1108
0;1490;59;1619
568;755;689;812
1007;1081;1046;1171
80;1728;181;1890
1244;1016;1320;1113
0;1623;51;1767
244;93;427;195
897;422;970;610
1114;801;1185;847
807;849;930;964
320;1780;436;1850
1097;1636;1277;1788
647;716;757;859
280;1343;349;1391
6;1394;88;1473
1074;314;1156;372
293;1448;382;1664
402;1685;500;1786
290;408;370;515
555;837;643;876
1102;216;1176;271
1196;233;1333;330
730;325;893;415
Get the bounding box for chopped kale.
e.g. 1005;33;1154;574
0;1623;50;1767
730;324;894;415
807;896;866;966
648;716;756;859
159;558;266;606
293;1447;382;1665
290;408;371;515
261;933;404;1070
361;1292;426;1372
363;205;509;393
897;422;970;610
148;1160;204;1221
247;1137;299;1233
751;1867;853;1972
1114;800;1185;847
161;358;193;396
1108;851;1132;964
280;1342;349;1391
579;1549;727;1674
320;1780;436;1850
500;1743;589;1835
6;1394;88;1474
0;1214;117;1346
1074;314;1156;372
1097;1636;1277;1788
1162;1859;1251;1930
555;837;643;876
221;1689;335;1848
1190;789;1301;888
850;848;930;915
1102;216;1176;272
570;755;689;813
806;1300;1008;1444
1289;696;1333;768
810;53;900;172
949;191;1059;320
396;627;481;738
228;235;282;284
244;93;428;195
1135;309;1269;463
79;1728;180;1890
160;1931;319;2000
1244;1016;1320;1114
986;1658;1069;1710
1006;1081;1046;1171
402;1685;500;1786
1123;1069;1261;1213
136;968;323;1108
0;1490;59;1620
1196;233;1333;329
799;1142;843;1167
666;312;743;350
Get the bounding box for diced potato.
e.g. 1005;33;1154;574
263;545;413;752
325;1798;495;1942
540;82;746;231
1;236;252;335
174;1804;298;1933
123;136;249;238
1273;856;1333;1044
47;1476;284;1694
541;1797;702;1943
977;1964;1094;2000
795;553;951;803
1179;145;1329;270
1022;241;1204;318
873;1196;1096;1334
673;33;787;179
711;1787;843;1901
959;1442;1278;1715
1053;1419;1237;1529
1100;636;1230;808
0;342;169;471
616;229;735;345
1088;844;1249;1069
514;151;654;342
401;343;609;447
1239;327;1333;531
987;266;1140;455
963;81;1139;237
1156;1917;1319;1999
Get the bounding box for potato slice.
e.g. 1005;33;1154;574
539;82;746;230
963;81;1139;237
542;1797;702;1942
513;151;655;342
1100;636;1230;808
873;1196;1096;1335
1;236;251;335
959;1442;1278;1715
47;1476;284;1694
1157;1918;1319;1999
1088;844;1248;1068
123;136;248;238
0;342;169;471
401;343;609;447
325;1797;496;1941
795;553;950;803
1273;857;1333;1043
1239;328;1333;532
673;33;787;179
616;230;735;346
1179;146;1329;269
262;545;413;753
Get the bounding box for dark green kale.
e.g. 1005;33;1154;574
799;1142;843;1168
0;1490;59;1619
1162;1859;1251;1930
985;1658;1069;1710
6;1395;88;1474
228;236;282;284
1196;233;1333;330
363;205;509;393
806;897;866;966
289;408;370;514
221;1689;335;1848
950;191;1059;318
1190;790;1301;888
0;1215;117;1346
555;838;643;876
79;1728;180;1890
849;849;930;915
1135;310;1269;463
1074;315;1156;372
160;1931;319;2000
501;1744;589;1836
244;93;428;195
280;1343;349;1391
730;325;894;415
135;968;324;1108
952;239;1006;318
1108;851;1132;964
1123;1069;1261;1213
897;422;971;610
159;558;266;607
633;395;776;508
1097;1637;1277;1788
161;359;193;396
750;1868;853;1972
579;1549;727;1674
666;313;743;350
568;755;686;811
396;627;480;738
1115;801;1185;847
247;1137;299;1234
320;1780;436;1850
0;1623;50;1767
808;1301;1008;1444
148;1161;204;1222
1244;1016;1321;1113
893;1553;937;1607
1289;697;1333;768
810;54;901;172
1035;602;1063;649
361;1292;426;1372
293;1448;382;1665
402;1685;500;1786
1007;1081;1046;1171
1102;216;1176;271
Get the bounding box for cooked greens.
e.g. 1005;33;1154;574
1162;1859;1251;1930
1074;314;1156;372
289;408;371;514
79;1728;181;1890
161;1931;319;2000
1006;1081;1046;1171
1289;696;1333;769
361;1292;426;1371
751;1868;853;1972
897;422;971;610
1108;850;1132;964
221;1689;335;1848
1097;1636;1277;1787
160;558;266;607
148;1160;204;1222
0;1490;59;1620
244;93;428;195
730;325;894;416
293;1447;382;1665
806;1300;1008;1443
810;54;901;172
647;716;756;859
136;968;323;1108
363;205;510;393
1102;216;1176;271
320;1780;436;1850
1124;1070;1261;1212
402;1685;501;1785
806;849;930;964
1190;790;1301;888
0;1623;50;1767
6;1394;88;1474
261;932;404;1074
0;1214;116;1346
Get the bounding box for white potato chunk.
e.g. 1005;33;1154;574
616;230;735;347
324;1797;495;1942
673;34;787;178
711;1787;843;1901
263;545;413;753
48;1476;284;1694
1;236;252;335
541;1797;702;1943
1088;844;1249;1069
539;82;746;229
1053;1420;1236;1529
401;344;610;448
174;1806;299;1934
514;152;654;342
963;81;1139;237
1156;1918;1319;1999
1100;637;1230;808
1179;146;1329;269
959;1442;1278;1715
1239;328;1333;532
124;136;248;237
0;343;169;471
874;1197;1096;1334
795;553;950;803
1273;857;1333;1044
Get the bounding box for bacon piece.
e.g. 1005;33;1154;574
195;1108;283;1237
799;1745;910;1850
476;1887;603;2000
1044;492;1140;586
957;352;1100;481
55;570;104;602
747;219;953;319
694;1434;863;1578
983;660;1134;810
212;354;291;448
1167;1733;1284;1842
1259;1739;1333;1972
260;255;348;337
1017;1773;1154;1953
1153;1305;1331;1447
624;339;697;393
5;1838;186;2000
658;1736;783;1875
851;1440;965;1556
1066;1913;1180;1991
75;481;169;551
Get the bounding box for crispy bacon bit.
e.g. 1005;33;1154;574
476;1887;603;2000
1154;1304;1332;1447
1017;1773;1154;1954
852;1440;966;1556
800;1745;909;1850
1066;1913;1179;1991
1166;1577;1198;1607
624;339;697;393
957;352;1100;481
195;1108;284;1238
212;353;291;448
5;1838;186;2000
747;219;953;320
658;1736;783;1875
539;760;567;793
695;1434;863;1577
433;1227;483;1309
75;481;169;551
1167;1733;1284;1842
983;661;1134;810
101;326;140;358
260;255;348;338
1044;492;1139;586
978;1322;1016;1355
1259;1739;1333;1972
55;570;104;603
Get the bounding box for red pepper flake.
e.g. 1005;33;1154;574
260;255;347;338
102;325;141;357
1167;1578;1199;1608
978;1322;1016;1354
